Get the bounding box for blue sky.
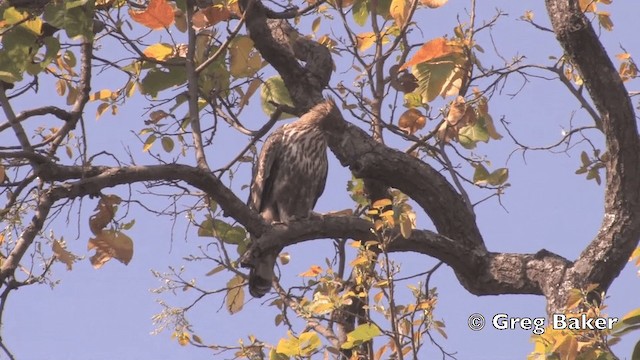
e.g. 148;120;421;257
2;0;639;359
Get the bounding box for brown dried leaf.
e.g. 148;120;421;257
398;108;426;135
52;240;77;271
88;230;134;269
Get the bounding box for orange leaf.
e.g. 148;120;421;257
400;37;461;70
299;265;323;277
129;0;175;30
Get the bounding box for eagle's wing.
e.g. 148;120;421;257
250;127;284;220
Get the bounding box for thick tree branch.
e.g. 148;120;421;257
545;0;640;309
240;214;572;296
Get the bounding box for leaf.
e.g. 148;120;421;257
192;5;231;28
299;265;323;277
277;331;321;356
161;136;174;152
129;0;175;29
222;226;246;244
52;240;77;270
90;89;113;101
390;0;409;27
372;198;392;209
399;213;412;238
205;265;225;276
597;11;613;31
89;195;121;235
140;66;187;97
143;134;157;152
229;35;262;78
421;0;448;8
412;55;466;103
143;43;174;60
486;168;509;186
0;165;5;183
400;37;463;70
565;288;583;310
311;17;321;33
352;0;369;26
279;252;291;265
398;108;426;135
88;230;134;269
356;32;377;52
226;275;245;314
472;164;490;185
260;76;295;119
341;323;382;349
96;102;110;119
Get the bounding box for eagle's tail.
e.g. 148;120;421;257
247;250;278;298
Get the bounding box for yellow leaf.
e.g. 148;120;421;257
129;0;175;30
372;198;392;209
177;332;190;346
400;214;412;238
356;32;377;52
52;240;77;270
143;43;174;60
90;89;113;101
341;323;382;349
88;230;134;269
143;134;157;152
226;275;245;314
390;0;409;27
350;255;370;267
299;265;323;277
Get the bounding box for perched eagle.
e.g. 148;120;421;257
248;99;336;298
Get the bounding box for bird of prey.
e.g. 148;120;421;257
247;99;336;297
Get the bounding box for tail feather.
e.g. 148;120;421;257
248;250;278;298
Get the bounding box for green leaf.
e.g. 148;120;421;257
44;1;95;39
352;0;369;26
260;76;295;119
140;65;187;97
412;54;465;103
580;151;590;166
223;226;246;245
459;119;490;149
487;168;509;186
161;137;174;152
612;308;640;333
472;164;490;185
341;323;382;349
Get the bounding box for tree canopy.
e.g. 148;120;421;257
0;0;639;359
